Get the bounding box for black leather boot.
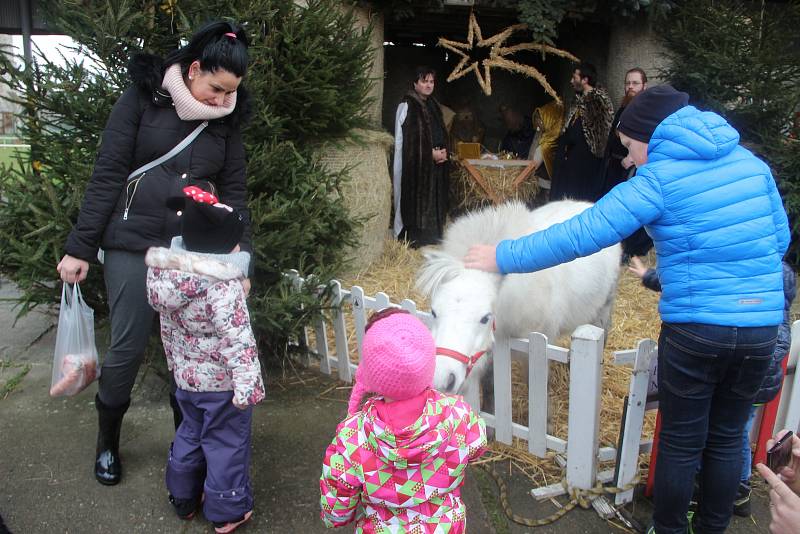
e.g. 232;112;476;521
169;392;183;431
94;394;129;486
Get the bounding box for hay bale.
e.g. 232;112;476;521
318;129;395;272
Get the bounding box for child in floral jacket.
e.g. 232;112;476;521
146;186;264;534
320;308;487;533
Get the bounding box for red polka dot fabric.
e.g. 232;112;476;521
183;185;219;206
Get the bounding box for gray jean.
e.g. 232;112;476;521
98;249;156;408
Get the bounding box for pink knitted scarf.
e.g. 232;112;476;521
161;63;237;121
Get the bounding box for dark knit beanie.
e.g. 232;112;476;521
617;85;689;143
180;186;244;254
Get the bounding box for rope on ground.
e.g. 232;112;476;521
478;463;640;527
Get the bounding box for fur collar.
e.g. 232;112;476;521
127;52;251;128
564;87;614;158
145;239;249;281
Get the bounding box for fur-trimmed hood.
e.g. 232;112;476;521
145;241;249;280
145;240;249;313
127;52;251;127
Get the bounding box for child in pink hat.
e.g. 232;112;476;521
319;308;487;533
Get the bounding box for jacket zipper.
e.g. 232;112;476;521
123;173;144;221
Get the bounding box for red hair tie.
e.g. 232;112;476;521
183;185;219;206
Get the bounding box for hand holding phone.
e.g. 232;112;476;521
768;430;795;473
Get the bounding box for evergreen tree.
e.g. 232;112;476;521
659;0;800;263
0;0;374;362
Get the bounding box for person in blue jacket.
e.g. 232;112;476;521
463;85;790;534
630;257;796;517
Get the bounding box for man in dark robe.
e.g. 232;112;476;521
599;67;653;258
549;62;614;202
392;66;449;248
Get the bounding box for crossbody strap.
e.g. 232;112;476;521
126;120;209;181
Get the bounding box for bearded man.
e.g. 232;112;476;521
599;67;648;196
549;62;614;202
599;67;653;258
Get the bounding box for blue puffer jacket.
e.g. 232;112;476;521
496;105;790;327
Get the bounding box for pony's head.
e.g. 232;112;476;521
416;249;502;393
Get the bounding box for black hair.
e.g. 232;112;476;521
411;65;436;87
576;62;598;87
164;20;249;78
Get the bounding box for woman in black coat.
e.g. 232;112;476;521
56;21;252;486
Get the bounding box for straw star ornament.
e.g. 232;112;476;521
438;12;580;104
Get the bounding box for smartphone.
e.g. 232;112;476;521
767;430;794;472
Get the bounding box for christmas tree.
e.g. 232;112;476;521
0;0;375;362
659;0;800;264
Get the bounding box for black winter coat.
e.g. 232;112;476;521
64;54;251;263
754;261;796;404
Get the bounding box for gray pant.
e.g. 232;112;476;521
98;249;156;408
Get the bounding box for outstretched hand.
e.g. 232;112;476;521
757;462;800;534
627;256;649;279
463;244;499;273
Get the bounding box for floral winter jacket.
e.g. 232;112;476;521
320;389;487;533
145;242;265;407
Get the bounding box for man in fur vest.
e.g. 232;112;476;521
392;66;450;248
549;62;614;202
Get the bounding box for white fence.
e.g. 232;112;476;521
292;273;800;505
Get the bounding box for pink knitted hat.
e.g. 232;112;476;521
347;311;436;415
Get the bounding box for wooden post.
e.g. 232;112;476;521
331;281;352;383
351;286;367;363
566;325;604;490
615;338;657;504
784;357;800;434
529;332;549;457
493;335;513;444
314;314;331;375
464;380;481;413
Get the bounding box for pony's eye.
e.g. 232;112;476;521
480;313;492;325
431;309;437;318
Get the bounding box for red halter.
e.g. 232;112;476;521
435;320;495;377
435;347;488;377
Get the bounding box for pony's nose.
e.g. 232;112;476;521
446;373;457;392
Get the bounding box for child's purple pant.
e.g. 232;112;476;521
166;389;253;523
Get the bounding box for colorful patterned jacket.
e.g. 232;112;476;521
145;239;265;407
320;389;487;533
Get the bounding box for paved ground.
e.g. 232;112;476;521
0;278;775;533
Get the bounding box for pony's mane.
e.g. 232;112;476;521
439;201;532;258
416;249;465;297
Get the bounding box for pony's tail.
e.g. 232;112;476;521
347;379;368;416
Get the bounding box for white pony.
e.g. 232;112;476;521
416;200;621;400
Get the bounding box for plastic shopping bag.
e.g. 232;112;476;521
50;283;100;397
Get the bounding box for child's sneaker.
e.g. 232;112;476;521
732;482;751;517
168;493;202;520
213;510;253;533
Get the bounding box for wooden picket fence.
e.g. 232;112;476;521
289;272;800;506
